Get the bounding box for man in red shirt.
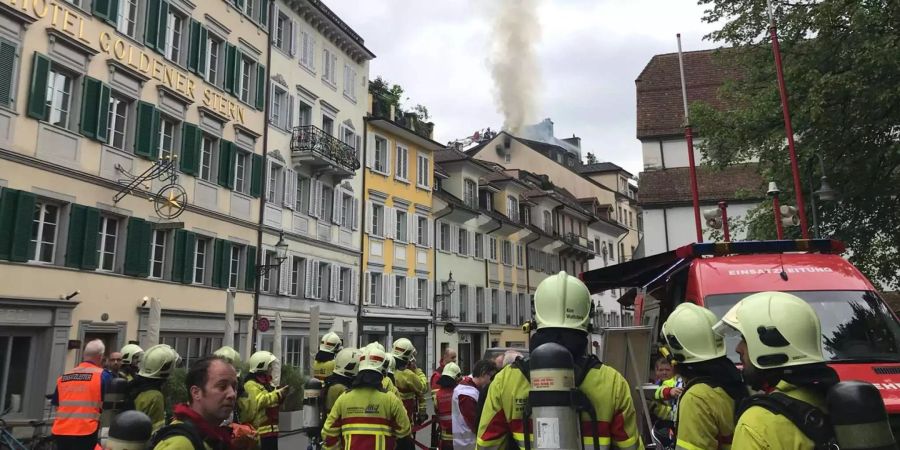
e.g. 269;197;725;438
430;348;458;390
450;359;496;450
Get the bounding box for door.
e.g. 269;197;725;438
458;341;472;375
83;331;119;363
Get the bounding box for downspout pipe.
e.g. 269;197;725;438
522;231;542;351
483;217;504;343
553;205;565;272
251;0;275;353
356;118;370;347
432;204;456;371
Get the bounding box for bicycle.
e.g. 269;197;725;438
0;409;55;450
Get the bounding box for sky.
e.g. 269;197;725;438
327;0;722;175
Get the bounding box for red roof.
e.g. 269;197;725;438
638;164;764;206
636;48;742;139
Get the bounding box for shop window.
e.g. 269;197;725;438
0;335;31;413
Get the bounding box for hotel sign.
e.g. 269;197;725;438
4;0;249;125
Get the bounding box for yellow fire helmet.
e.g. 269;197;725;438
120;344;144;366
333;348;359;378
320;332;343;353
138;344;180;379
661;302;725;364
248;350;278;374
358;346;388;374
441;362;461;379
533;271;591;332
391;338;416;361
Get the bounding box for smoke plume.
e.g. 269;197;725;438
489;0;541;134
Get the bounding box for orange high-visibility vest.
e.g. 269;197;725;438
51;362;103;436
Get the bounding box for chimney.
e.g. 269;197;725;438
562;134;581;149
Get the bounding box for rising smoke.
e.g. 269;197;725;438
489;0;541;134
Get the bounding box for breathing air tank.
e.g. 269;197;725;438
828;381;897;450
101;377;129;427
528;342;581;450
302;377;324;430
103;410;152;450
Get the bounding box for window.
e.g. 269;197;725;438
238;57;252;103
458;229;469;256
199;136;216;182
290;257;305;296
506;291;514;325
373;136;388;173
394;275;406;307
416;215;429;246
322;48;337;85
319;185;333;219
228;246;241;288
369;272;383;306
416;154;430;188
518;293;528;325
318;262;331;301
340;194;353;228
491;290;499;324
46;68;73;128
0;335;32;414
480;190;493;210
299;28;315;71
164;9;185;63
322;115;334;136
116;0;139;37
261;251;274;292
520;205;531;225
193;238;209;284
271;86;287;128
160;334;222;370
543;210;553;234
267;163;281;203
474;232;484;259
463;179;477;208
97;216;119;271
150;230;167;279
506;196;519;222
234;152;248;194
501;241;512;265
343;64;357;100
283;336;308;371
516;244;524;267
439;222;450;251
395;209;408;242
395;145;408;181
274;11;292;53
295;175;309;211
107;94;129;150
416;278;428;309
158;118;175;161
476;287;485;323
30;202;58;263
205;35;222;86
337;267;351;303
459;285;469;322
371;203;384;237
488;237;498;261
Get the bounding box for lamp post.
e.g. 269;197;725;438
433;272;455;371
251;231;289;350
809;155;839;239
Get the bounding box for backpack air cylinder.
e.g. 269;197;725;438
528;342;582;450
828;381;897;450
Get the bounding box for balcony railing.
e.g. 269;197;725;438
291;125;360;172
562;232;592;251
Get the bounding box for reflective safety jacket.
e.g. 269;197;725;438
325;381;352;415
435;386;455;443
382;376;401;399
674;382;735;450
135;389;167;433
732;381;825;450
652;376;683;421
322;386;412;450
51;362;104;436
476;363;643;450
239;378;284;438
314;359;336;382
394;368;427;421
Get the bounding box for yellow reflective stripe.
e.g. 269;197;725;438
341;424;392;432
581;435;613;444
675;439;706;450
257;425;278;434
614;434;639;448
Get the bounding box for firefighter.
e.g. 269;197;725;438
50;339;112;450
120;343;144;382
434;362;461;450
322;346;413;450
661;302;748;450
392;338;428;424
239;351;289;450
132;344;182;433
213;346;242;376
713;291;840;449
313;332;343;382
323;348;358;415
476;271;643;450
383;354;402;398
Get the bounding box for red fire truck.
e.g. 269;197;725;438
580;239;900;419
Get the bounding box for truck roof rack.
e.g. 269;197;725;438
675;239;846;258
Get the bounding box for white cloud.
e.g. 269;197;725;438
327;0;720;174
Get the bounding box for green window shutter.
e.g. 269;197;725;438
255;64;266;110
171;228;187;282
65;204;87;268
108;0;119;25
0;41;17;108
156;0;169;53
243;245;257;290
92;0;114;21
224;44;236;95
181;231;195;284
79;77;102;140
0;188;19;260
96;84;111;143
258;0;268;28
124;217;151;277
211;238;226;287
249;153;263;198
180;122;200;175
217;141;235;189
0;189;35;262
134;101;159;160
188;20;201;73
80;207;100;270
27;52;50;120
198;26;208;76
144;0;161;50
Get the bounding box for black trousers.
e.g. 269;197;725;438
260;435;279;450
52;433;98;450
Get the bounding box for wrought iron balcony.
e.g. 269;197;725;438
291;125;360;175
562;232;593;253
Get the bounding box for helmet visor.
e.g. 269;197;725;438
712;319;742;339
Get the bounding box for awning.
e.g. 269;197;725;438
578;250;684;294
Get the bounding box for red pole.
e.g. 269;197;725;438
677;34;704;243
719;201;730;242
772;195;784;239
768;20;810;238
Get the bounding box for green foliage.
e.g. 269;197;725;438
369;76;405;110
162;368;189;416
413;104;430;121
693;0;900;289
586;152;598;164
279;364;308;412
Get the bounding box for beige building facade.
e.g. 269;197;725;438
0;0;268;419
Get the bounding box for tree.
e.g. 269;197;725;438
369;76;405;110
692;0;900;289
586;152;598;164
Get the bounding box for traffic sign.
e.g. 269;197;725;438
258;317;270;332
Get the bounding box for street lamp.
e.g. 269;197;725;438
809;155;840;239
256;231;289;276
